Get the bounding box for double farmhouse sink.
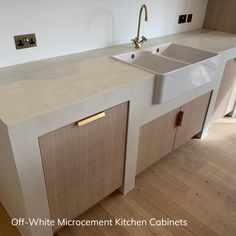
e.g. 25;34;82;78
114;43;219;103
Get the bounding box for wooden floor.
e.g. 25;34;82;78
1;117;236;236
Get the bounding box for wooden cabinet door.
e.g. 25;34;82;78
39;103;128;232
174;92;211;149
136;108;180;175
213;58;236;122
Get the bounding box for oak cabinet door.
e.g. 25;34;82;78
39;102;128;232
213;58;236;122
136;108;180;175
136;92;211;174
174;92;212;149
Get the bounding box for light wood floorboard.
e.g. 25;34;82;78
1;117;236;236
0;203;20;236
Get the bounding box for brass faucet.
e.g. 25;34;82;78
132;4;148;49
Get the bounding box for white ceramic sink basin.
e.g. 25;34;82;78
149;43;218;64
113;43;219;104
114;51;189;74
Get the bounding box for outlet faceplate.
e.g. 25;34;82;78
14;33;37;50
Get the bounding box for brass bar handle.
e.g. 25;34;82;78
176;111;184;127
77;112;106;127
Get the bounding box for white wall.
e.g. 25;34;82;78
0;0;208;68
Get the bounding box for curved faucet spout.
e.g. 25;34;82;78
137;4;148;39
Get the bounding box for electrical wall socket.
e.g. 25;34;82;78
178;14;193;24
14;33;37;50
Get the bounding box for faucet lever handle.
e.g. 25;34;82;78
131;37;137;43
141;36;147;42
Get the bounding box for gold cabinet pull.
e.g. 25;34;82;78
176;111;184;127
77;112;106;126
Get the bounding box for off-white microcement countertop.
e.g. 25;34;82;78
0;29;236;125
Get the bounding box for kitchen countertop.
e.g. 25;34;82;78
1;29;236;126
